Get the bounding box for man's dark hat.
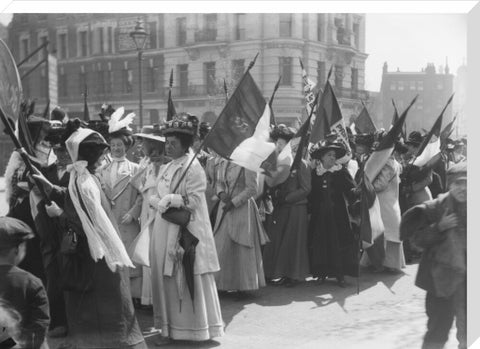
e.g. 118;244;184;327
310;140;346;160
51;107;68;123
405;131;423;146
0;217;34;248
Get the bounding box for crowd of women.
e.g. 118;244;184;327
1;103;467;348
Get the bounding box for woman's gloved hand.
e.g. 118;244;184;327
45;201;64;217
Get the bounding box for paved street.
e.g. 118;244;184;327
48;266;457;349
0;181;458;349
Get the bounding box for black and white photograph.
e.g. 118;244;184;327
0;1;475;348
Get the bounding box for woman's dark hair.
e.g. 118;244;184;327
108;130;134;149
166;132;194;153
78;134;108;173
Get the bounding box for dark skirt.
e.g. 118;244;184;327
64;258;146;349
263;204;310;280
308;211;359;279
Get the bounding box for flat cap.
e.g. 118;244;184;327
0;217;34;248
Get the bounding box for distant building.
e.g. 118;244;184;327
8;13;369;128
379;62;453;134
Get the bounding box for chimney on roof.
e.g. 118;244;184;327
445;56;450;75
382;62;388;74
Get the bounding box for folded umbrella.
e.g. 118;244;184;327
179;226;199;311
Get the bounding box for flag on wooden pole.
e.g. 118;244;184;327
83;84;90;122
167;68;176;121
310;66;350;155
354;101;376;134
203;53;275;174
361;95;416;247
413;94;453;167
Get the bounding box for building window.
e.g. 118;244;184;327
79;71;86;93
107;27;113;53
353;22;360;48
234;14;246;40
398;81;404;91
351;68;358;90
59;69;67;97
105;69;113;94
122;68;133;93
410;81;416;90
79;30;88;57
178;64;188;96
176;17;187;46
149;22;157;49
58;33;67;59
150;109;159;124
20;37;29;61
146;66;156;92
205;14;217;41
317;14;323;41
437;81;443;90
279;57;293;86
302;14;308;40
205;62;216;95
38;35;48;61
232;59;245;82
335;17;346;45
317;61;326;86
334;65;343;88
98;27;104;54
279;14;292;37
417;81;424;90
390;83;396;91
97;69;105;95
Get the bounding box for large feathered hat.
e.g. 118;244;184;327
106;107;136;147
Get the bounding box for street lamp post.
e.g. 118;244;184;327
130;19;148;128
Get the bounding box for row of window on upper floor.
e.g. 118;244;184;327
16;14;363;62
389;80;447;91
23;57;361;100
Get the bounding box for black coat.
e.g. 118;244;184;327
308;167;359;278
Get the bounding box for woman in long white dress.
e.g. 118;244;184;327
148;114;224;345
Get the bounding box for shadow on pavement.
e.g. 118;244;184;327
219;267;407;327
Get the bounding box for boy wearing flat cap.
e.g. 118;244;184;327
400;162;467;349
0;217;50;349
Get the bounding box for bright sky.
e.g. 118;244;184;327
365;13;467;91
0;12;467;92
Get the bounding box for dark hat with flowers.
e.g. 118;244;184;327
161;113;199;136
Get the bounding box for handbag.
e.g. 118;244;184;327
58;226;94;293
162;207;191;227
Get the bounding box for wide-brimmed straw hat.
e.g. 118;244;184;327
134;124;165;143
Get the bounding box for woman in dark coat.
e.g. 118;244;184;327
33;120;146;349
263;126;310;286
308;140;359;287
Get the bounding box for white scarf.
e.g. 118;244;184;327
315;161;342;176
67;160;134;271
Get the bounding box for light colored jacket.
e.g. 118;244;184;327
97;160;142;250
154;154;220;275
372;157;401;242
